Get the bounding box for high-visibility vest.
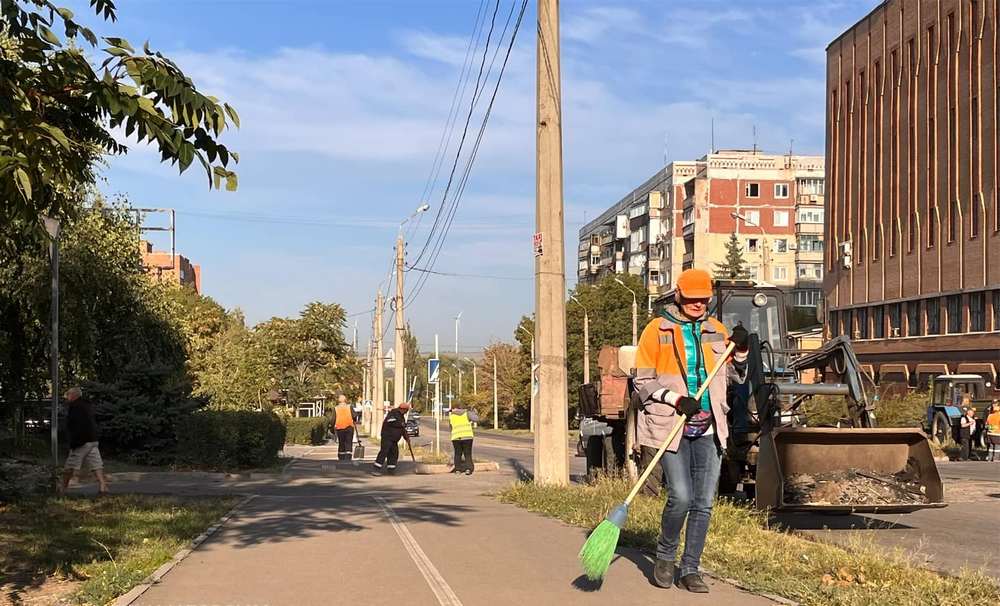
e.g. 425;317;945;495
449;411;474;441
334;404;354;430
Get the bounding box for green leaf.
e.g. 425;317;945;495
104;46;130;57
14;168;32;200
224;104;240;128
80;27;98;46
57;7;75;20
178;142;194;173
39;25;60;46
104;37;134;52
225;172;238;192
38;123;71;150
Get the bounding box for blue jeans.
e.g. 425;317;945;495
656;434;722;577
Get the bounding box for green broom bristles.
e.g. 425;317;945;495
578;504;628;581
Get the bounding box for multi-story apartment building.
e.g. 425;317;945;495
141;240;201;293
825;0;1000;386
578;150;826;310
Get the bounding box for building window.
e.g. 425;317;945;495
747;238;759;252
591;255;599;265
946;295;961;334
994;291;1000;330
774;183;789;198
907;301;922;337
842;309;853;338
772;266;788;281
797;178;825;195
794;290;821;307
773;210;789;227
798;234;824;252
927;298;941;335
774;239;787;253
888;303;901;337
873;306;885;339
857;307;869;339
749;265;760;281
830;311;840;337
797;208;824;223
746;210;760;226
746;183;760;198
970;292;985;332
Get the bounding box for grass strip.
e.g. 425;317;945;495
499;477;1000;606
0;494;240;605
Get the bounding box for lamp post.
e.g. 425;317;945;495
464;357;478;395
518;324;536;432
492;353;498;429
570;295;590;385
41;216;61;466
615;278;638;346
394;203;430;407
731;211;768;282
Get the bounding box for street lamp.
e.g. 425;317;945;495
41;216;61;466
570;295;590;384
394;202;430;408
518;324;536;432
464;357;478;395
731;211;768;283
614;277;638;346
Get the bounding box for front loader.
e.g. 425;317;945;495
579;280;946;514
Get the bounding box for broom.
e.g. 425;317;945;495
578;341;736;581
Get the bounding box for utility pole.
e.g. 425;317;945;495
373;291;385;439
534;0;569;485
458;363;463;398
492;354;499;429
454;312;462;357
43;217;60;466
394;234;406;406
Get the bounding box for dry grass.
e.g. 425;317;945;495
499;476;1000;606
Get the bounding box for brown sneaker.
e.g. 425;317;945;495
652;560;675;588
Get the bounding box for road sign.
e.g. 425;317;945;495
428;358;440;384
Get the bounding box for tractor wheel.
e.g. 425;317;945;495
931;411;951;446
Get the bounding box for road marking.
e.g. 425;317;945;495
374;496;464;606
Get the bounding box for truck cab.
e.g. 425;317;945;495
926;374;991;446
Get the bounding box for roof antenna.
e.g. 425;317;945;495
752;124;758;154
789;138;794;156
710;117;715;154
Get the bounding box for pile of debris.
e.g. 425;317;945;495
783;467;929;506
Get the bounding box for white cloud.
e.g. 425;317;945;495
564;6;644;43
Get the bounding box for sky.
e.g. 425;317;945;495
70;0;875;353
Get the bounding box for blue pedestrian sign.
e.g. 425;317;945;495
428;358;440;384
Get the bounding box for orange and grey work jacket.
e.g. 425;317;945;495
633;306;747;452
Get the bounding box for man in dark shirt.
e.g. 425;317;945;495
373;401;411;475
59;387;109;495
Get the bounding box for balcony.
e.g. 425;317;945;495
796;193;823;205
682;251;694;265
795;222;823;235
795;249;824;263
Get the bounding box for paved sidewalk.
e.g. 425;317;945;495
102;444;778;606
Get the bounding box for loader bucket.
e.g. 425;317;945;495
756;427;947;514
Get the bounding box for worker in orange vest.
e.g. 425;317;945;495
332;394;356;461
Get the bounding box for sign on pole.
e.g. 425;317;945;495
533;232;544;256
428;358;440;384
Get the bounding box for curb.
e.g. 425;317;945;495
414;461;501;475
112;494;256;606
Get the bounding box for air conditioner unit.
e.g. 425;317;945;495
839;241;853;269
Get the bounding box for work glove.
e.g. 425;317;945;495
728;325;750;352
674;396;701;418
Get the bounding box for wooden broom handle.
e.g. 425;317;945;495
624;342;736;506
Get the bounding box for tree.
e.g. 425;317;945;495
565;273;650;410
1;1;239;260
401;323;423;402
478;341;529;428
714;233;751;280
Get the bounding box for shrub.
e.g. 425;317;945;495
284;417;328;445
175;410;285;470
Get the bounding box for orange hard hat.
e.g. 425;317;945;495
676;269;713;299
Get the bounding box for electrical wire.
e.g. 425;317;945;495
406;266;530;281
405;0;528;306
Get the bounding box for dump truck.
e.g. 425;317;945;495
577;279;946;514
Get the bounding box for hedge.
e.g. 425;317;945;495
175;410;285;470
284;417;328;445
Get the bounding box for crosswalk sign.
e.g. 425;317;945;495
428;358;440;384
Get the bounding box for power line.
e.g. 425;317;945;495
406;266;530;281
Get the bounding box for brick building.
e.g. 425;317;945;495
578;150;826;310
140;241;201;293
825;0;1000;386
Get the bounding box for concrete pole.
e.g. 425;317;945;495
435;334;441;455
631;299;638;347
583;310;590;385
529;337;536;433
458;364;463;397
472;362;478;395
534;0;570;486
393;234;406;406
374;291;384;439
493;354;499;429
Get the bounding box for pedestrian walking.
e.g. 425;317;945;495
449;405;478;475
985;401;1000;462
373;401;411;475
59;387;109;496
332;394;355;461
633;269;748;593
959;405;976;461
